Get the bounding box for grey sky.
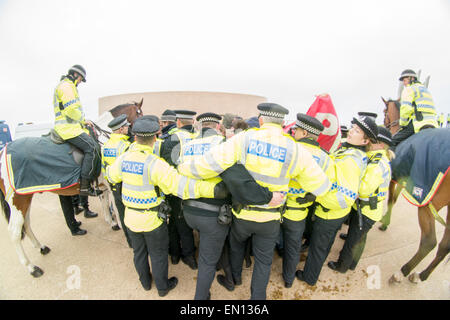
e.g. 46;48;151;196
1;0;450;136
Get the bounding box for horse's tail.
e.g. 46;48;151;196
0;188;11;224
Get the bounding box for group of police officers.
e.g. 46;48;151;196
53;65;439;300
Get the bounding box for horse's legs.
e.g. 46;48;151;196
8;202;44;277
23;207;51;255
379;182;402;231
417;206;449;282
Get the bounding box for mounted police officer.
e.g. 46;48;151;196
53;65;102;196
160;109;198;269
177;103;331;300
106;118;228;295
103;114;132;246
392;69;438;147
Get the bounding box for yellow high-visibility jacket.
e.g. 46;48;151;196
101;133;130;175
106;143;219;232
177;123;331;223
354;149;391;222
284;139;334;221
315;146;368;220
400;82;438;132
53;77;88;140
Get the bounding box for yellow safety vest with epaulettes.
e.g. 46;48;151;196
53;77;88;140
101;133;130;175
177;123;331;223
315;147;368;220
354;150;391;222
128;139;162;156
106;143;220;232
400;82;438;132
284;139;334;221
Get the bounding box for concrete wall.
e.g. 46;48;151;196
98;91;267;119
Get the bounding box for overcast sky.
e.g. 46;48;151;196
1;0;450;137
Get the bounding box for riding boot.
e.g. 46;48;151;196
74;205;84;215
83;203;98;219
79;178;103;197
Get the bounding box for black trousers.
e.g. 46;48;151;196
127;222;170;291
167;195;196;258
59;195;78;233
281;218;306;285
303;214;348;286
184;212;229;300
229;218;280;300
72;195;88;208
110;182;132;247
336;208;376;271
66;132;98;180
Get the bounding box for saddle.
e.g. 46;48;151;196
48;129;83;165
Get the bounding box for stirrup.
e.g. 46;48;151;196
79;186;103;197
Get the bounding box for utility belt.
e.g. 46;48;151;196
285;206;307;212
359;196;379;210
126;205;161;213
127;201;172;224
184;200;232;226
234;205;286;214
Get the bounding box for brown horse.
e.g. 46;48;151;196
0;101;143;278
381;99;450;283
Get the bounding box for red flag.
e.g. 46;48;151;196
306;94;341;152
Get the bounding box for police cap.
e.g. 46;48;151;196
340;125;349;133
161;109;177;122
141;115;160;122
174;110;197;120
196;112;222;123
357;112;378;120
257;103;289;119
377;126;393;146
399;69;417;81
293;113;324;136
68;65;86;82
351;115;378;141
131;118;160;137
107;114;129;131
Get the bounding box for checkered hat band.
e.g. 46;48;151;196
357;118;375;138
296;121;321;136
259;110;285;118
199;117;220;123
135;132;158;137
161;115;176;122
378;134;392;143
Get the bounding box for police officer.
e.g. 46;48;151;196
160;109;178;139
297;114;377;286
328;126;392;273
103;114;132;246
160;109;198;269
53;65;102;196
392;69;438;147
106;118;228;295
282;113;334;288
438;112;445;127
177;103;331;300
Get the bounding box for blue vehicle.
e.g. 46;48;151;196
0;120;12;150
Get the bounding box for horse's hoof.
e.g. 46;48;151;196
31;266;44;278
378;225;388;231
408;272;420;284
40;246;51;255
112;225;121;231
389;272;402;285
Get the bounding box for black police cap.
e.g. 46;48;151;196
358;112;378;119
174;110;197;119
161;109;177;122
196;112;222;123
351;115;378;141
108;114;129;131
141;115;160;122
293;113;324;136
257;103;289;118
131;118;160;137
377;126;393;146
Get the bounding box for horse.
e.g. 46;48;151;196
0;100;143;278
380;100;450;283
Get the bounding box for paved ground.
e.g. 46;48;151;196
0;192;448;300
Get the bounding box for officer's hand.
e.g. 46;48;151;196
268;191;285;207
214;181;230;199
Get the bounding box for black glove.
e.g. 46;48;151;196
214;181;230;199
296;192;316;205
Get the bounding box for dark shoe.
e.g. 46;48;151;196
295;270;305;281
158;277;178;297
327;261;346;274
71;228;87;236
284;281;293;288
111;224;121;231
75;221;82;227
171;255;180;265
233;275;242;286
339;233;347;240
74;206;84;215
181;255;198;270
217;275;235;291
142;274;152;291
84;208;98;218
